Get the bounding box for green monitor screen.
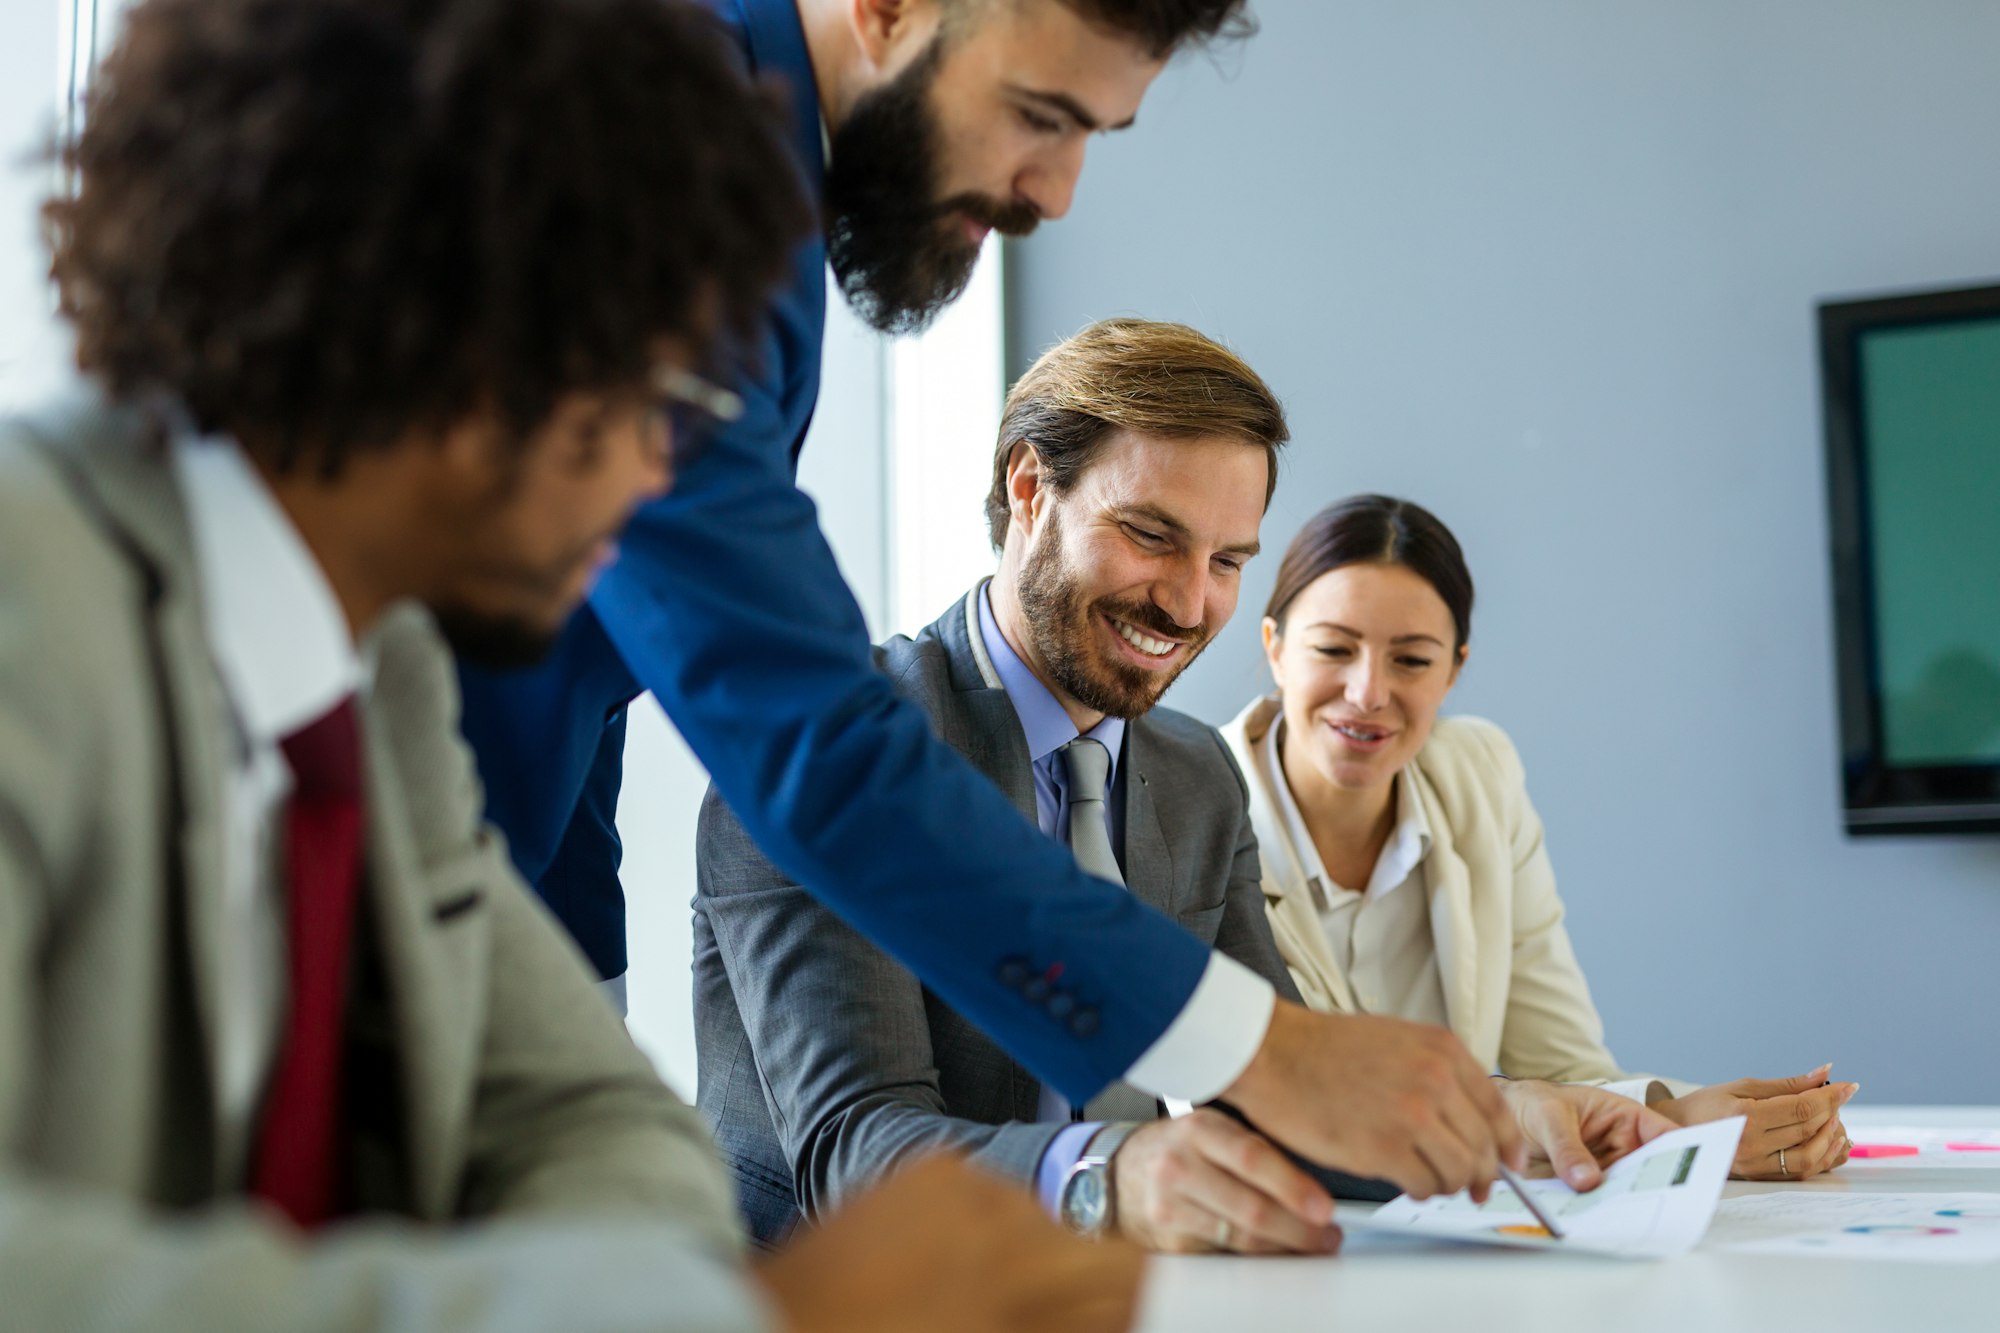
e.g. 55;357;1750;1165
1822;283;2000;835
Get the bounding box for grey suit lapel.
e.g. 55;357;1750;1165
41;402;239;1183
1118;723;1180;918
931;582;1038;823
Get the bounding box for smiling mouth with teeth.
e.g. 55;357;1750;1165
1108;614;1182;659
1333;723;1391;743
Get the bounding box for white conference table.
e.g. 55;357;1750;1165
1137;1107;2000;1333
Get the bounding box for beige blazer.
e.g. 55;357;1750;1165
0;396;768;1331
1224;696;1691;1097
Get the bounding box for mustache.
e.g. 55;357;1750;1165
939;191;1040;238
1098;595;1209;648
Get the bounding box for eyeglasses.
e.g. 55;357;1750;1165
654;365;744;424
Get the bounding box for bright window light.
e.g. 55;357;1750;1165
885;235;1006;636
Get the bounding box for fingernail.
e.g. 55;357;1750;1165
1566;1165;1594;1188
1843;1083;1860;1101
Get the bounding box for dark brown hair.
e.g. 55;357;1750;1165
945;0;1255;58
1059;0;1255;56
46;0;811;475
1266;495;1475;650
985;318;1288;548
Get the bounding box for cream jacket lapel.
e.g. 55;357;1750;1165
1230;696;1358;1015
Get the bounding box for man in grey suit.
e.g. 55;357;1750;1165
0;2;1142;1330
696;319;1350;1256
695;319;1680;1255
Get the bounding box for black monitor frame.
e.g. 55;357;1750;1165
1820;280;2000;836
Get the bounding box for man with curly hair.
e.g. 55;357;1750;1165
0;0;1142;1328
462;0;1528;1210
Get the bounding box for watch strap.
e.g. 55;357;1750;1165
1061;1121;1145;1237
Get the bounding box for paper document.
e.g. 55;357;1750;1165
1843;1126;2000;1166
1351;1117;1741;1258
1706;1192;2000;1264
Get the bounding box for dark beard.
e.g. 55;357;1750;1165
1015;512;1211;720
431;603;561;670
824;35;1039;335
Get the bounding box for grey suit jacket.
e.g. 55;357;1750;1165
694;585;1301;1246
0;395;767;1332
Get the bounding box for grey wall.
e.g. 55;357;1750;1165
1007;0;2000;1101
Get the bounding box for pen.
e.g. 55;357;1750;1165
1495;1162;1565;1240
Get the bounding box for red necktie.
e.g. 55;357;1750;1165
251;695;365;1228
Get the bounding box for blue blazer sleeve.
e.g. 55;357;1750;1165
456;0;1213;1105
592;404;1211;1105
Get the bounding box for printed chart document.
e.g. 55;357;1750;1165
1352;1117;1741;1258
1843;1126;2000;1166
1707;1192;2000;1264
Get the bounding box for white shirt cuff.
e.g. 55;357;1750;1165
1596;1077;1670;1106
1123;953;1276;1104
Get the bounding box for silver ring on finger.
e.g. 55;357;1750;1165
1778;1147;1789;1178
1214;1218;1233;1249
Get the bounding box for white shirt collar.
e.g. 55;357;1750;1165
1261;713;1431;902
172;436;361;746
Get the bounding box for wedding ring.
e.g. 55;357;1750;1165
1779;1147;1790;1177
1214;1218;1234;1249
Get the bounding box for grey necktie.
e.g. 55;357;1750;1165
1056;736;1158;1123
1058;737;1122;887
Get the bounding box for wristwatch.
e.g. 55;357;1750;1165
1059;1122;1142;1238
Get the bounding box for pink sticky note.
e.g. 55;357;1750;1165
1849;1143;1921;1159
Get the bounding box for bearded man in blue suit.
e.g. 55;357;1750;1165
459;0;1539;1204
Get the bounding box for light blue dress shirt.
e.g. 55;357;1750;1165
975;587;1126;1213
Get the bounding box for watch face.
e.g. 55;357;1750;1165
1062;1166;1108;1234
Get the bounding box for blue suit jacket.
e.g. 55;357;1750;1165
456;0;1211;1104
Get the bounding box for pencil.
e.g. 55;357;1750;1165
1496;1162;1566;1240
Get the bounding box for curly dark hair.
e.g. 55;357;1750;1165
46;0;812;474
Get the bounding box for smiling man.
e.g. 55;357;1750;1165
458;0;1527;1207
694;320;1344;1254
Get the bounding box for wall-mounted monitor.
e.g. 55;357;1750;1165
1821;281;2000;835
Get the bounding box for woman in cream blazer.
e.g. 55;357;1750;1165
1229;496;1855;1182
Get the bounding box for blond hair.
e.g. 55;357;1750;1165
986;318;1288;548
